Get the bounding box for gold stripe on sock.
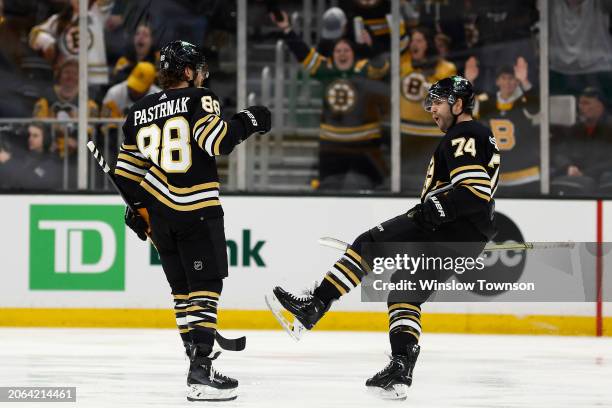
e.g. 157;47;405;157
324;274;347;295
388;303;421;313
189;291;220;299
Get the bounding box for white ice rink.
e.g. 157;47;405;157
1;328;611;407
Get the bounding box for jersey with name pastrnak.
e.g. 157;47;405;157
115;86;245;220
421;120;500;220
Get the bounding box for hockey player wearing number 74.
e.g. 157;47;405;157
267;76;500;400
114;40;271;401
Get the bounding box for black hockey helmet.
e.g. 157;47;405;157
159;40;208;83
424;75;475;114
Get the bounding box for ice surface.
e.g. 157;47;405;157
0;328;610;407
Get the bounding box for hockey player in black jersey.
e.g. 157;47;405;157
114;40;271;401
268;76;499;400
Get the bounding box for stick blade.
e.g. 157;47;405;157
214;332;246;351
318;237;349;252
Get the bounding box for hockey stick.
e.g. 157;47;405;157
87;141;246;352
318;237;575;253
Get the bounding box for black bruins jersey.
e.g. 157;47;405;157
478;88;540;186
115;87;245;220
421;120;500;219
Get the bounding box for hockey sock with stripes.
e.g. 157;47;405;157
313;247;368;305
173;293;191;351
187;280;223;348
388;302;422;355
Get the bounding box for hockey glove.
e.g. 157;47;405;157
413;195;456;231
125;207;149;241
232;106;271;137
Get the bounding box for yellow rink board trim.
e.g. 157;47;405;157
0;309;609;337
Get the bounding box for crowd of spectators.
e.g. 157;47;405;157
270;0;612;197
0;0;236;189
0;0;610;198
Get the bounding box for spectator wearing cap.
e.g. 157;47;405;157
318;7;349;57
470;57;541;196
112;23;159;85
552;87;612;196
99;61;159;177
271;10;390;190
317;7;373;59
102;61;160;119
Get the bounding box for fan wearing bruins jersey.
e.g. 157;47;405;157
272;11;390;189
469;57;540;195
400;27;457;192
268;76;499;400
115;41;271;402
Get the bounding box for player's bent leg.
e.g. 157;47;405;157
186;280;238;401
268;231;371;337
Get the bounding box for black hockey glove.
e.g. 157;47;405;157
232;106;271;137
413;195;456;231
125;207;149;241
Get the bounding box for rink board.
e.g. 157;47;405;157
0;194;609;336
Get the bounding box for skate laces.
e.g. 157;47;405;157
209;366;232;382
288;286;314;302
375;354;404;377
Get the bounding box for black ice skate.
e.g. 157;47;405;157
365;344;420;400
186;344;238;401
265;286;331;340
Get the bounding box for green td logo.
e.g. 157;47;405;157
30;205;125;290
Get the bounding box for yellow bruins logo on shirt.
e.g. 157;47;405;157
326;79;356;114
401;72;428;102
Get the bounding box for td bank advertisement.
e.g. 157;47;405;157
0;195;607;318
30;205;126;291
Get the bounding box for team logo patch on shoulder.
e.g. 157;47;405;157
194;260;203;271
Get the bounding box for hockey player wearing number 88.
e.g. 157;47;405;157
114;40;271;402
267;76;500;400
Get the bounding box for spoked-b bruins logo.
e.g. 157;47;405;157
401;72;428;102
326;79;356;114
62;23;94;56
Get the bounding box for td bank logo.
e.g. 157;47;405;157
30;205;125;290
150;229;266;267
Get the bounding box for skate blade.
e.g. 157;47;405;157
264;292;306;341
366;384;408;400
187;384;237;402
